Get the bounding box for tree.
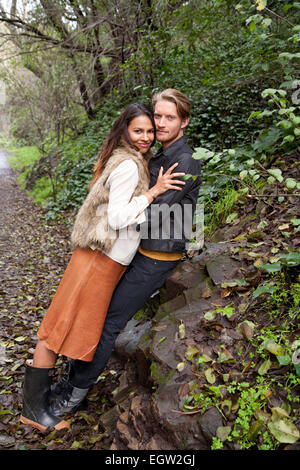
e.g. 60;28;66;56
0;0;185;120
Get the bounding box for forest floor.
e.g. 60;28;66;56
0;156;121;450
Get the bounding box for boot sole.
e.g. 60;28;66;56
20;415;70;431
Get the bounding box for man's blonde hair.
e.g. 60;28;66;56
152;88;191;120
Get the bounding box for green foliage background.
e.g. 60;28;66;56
2;0;299;226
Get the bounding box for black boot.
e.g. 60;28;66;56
49;363;89;416
49;379;89;417
20;361;70;431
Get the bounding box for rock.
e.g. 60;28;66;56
99;405;123;435
106;240;259;451
152;372;208;449
161;260;208;302
211;215;256;242
115;318;152;358
199;407;224;444
154;295;186;322
194;242;232;262
111;392;176;450
0;434;15;447
206;254;242;286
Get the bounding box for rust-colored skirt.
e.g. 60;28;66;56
37;247;126;362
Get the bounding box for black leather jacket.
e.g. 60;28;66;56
140;135;201;253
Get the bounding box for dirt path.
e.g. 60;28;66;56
0;154;117;449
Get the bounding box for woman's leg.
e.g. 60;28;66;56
49;253;181;416
69;253;181;388
21;341;69;431
33;339;57;368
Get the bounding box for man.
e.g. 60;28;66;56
50;89;201;416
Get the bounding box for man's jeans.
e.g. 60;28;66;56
69;252;181;388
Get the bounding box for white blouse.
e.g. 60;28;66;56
104;159;149;265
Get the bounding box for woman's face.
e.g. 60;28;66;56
127;115;155;154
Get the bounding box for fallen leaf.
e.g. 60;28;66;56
217;349;235;363
268;420;300;444
185;346;200;360
153;324;167;332
176;362;186;372
221;279;248;288
221;288;231;298
158;336;166;344
236;320;256;340
226;212;238;223
258;359;272;375
216;426;231;442
178;383;190;398
262;339;285;356
255;409;271;422
178;322;185;339
70;440;85;450
279;223;290;231
271;407;290;419
14;336;27;343
247;420;263;441
204;367;216;384
204;311;216;321
221;399;232;413
201;287;212;298
197;354;213;364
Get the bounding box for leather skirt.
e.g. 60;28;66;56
37;247;126;361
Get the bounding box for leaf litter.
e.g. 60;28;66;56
0;173;120;450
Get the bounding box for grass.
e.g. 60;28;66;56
0;134;53;205
204;184;240;237
7;145;40;171
0;135;40;169
27;176;54;205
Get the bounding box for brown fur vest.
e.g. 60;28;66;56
71;144;150;253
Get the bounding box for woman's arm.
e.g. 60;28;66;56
106;160;149;230
106;159;186;230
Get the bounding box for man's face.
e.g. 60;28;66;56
153;100;189;149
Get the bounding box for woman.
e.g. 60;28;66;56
20;103;185;431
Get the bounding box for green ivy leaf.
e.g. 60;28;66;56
253;285;276;298
259;262;282;273
192;147;214;161
285;178;297;189
279;252;300;266
267;168;283;182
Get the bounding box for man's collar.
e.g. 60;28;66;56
154;135;188;158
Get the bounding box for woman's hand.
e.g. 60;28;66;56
145;163;185;202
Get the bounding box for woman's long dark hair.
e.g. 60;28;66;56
89;103;155;188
